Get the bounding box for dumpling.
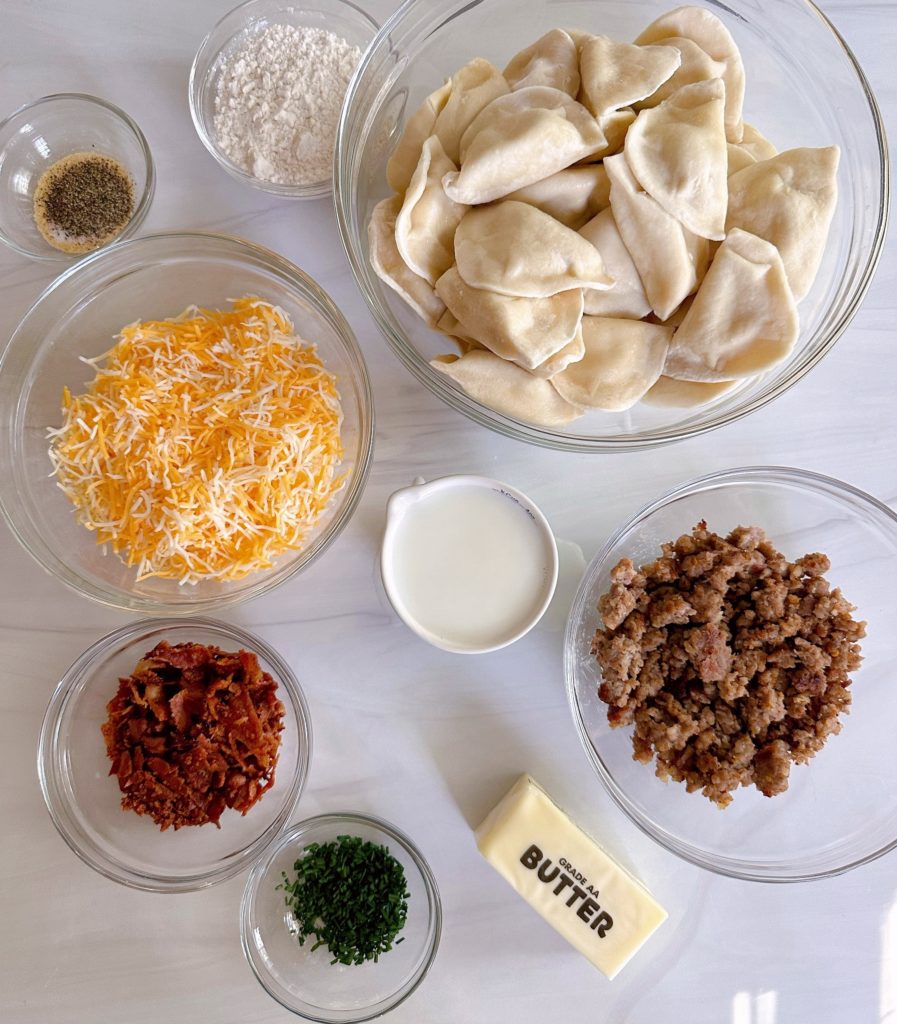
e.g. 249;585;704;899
651;294;693;328
436;308;480;348
588;164;612;209
574;109;637;163
578;35;681;120
740;123;777;162
605;154;708;320
386;80;452;193
624;79;728;240
664;228;799;381
635;5;746;142
385;60;508;193
454;200;613;297
726;146;839;300
579;208;651;318
506;165;610;229
436;311;487;356
431;58;510;164
529;324;586;379
634;36;725;109
436;278;585;377
727;124;778;176
454;89;604;168
444;87;606;205
368;196;445;326
593;108;637;159
436;308;463;336
727;143;757;177
551;316;672;410
434;266;583;369
642;375;738;407
565;28;593;48
395;136;467;285
431;350;583;427
503;29;580;96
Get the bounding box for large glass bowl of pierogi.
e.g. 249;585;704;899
335;0;888;452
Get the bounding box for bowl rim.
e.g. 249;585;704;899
334;0;891;452
379;473;560;654
563;464;897;883
0;231;374;610
0;91;156;262
36;616;314;893
240;811;443;1022
0;229;376;614
188;0;379;199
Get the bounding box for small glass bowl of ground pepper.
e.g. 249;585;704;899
0;93;154;262
241;813;442;1021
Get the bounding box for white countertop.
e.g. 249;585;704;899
0;2;894;1022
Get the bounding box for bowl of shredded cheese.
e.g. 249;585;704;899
0;232;374;613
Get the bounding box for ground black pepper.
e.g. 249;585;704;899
33;152;135;254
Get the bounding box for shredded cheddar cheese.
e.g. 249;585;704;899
48;297;345;583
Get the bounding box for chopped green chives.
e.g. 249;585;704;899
278;834;410;966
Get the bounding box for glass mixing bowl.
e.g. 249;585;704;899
0;232;374;614
189;0;379;198
0;93;154;262
38;618;312;892
241;813;442;1021
335;0;889;452
565;466;897;882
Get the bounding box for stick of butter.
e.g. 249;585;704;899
476;774;667;979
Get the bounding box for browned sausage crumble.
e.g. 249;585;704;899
101;641;285;830
591;523;865;808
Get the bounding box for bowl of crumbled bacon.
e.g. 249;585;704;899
0;232;374;613
38;617;312;891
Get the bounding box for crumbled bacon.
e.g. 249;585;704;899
101;641;285;830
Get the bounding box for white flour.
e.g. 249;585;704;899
212;24;362;186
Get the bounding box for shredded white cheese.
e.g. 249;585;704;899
48;297;345;583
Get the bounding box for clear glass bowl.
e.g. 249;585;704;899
0;93;154;262
241;813;442;1021
38;618;312;892
189;0;379;198
564;466;897;882
335;0;890;451
0;231;374;614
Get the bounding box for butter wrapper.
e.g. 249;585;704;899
476;774;667;979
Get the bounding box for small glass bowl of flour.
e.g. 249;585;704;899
190;0;377;197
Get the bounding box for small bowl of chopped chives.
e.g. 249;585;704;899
241;813;442;1021
0;93;154;262
189;0;378;198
